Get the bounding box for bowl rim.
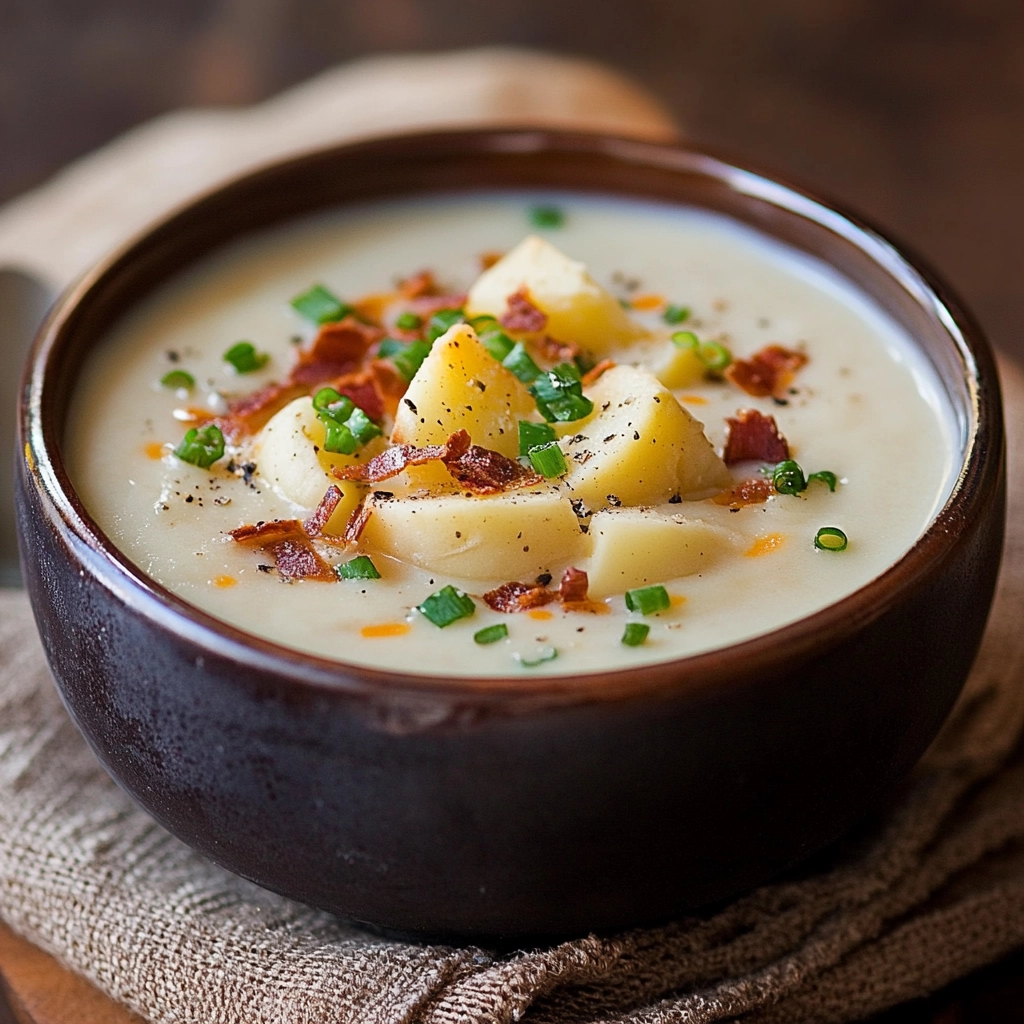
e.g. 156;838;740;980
20;126;1004;703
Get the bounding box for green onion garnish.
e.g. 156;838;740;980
391;340;431;383
621;622;651;646
160;370;195;390
663;304;691;325
624;584;671;616
515;646;558;667
345;407;383;445
772;460;807;496
418;585;475;627
808;470;838;492
313;386;381;454
528;441;567;478
291;284;352;325
426;308;465;343
173;424;225;469
377;337;405;358
518;420;557;456
468;314;500;332
530;362;594;423
223;341;269;374
698;340;732;372
313;387;355;422
337;555;381;580
322;420;357;455
479;327;516;363
395;312;422;331
502;342;543;384
671;330;699;350
814;527;848;552
529;205;565;229
474;624;509;645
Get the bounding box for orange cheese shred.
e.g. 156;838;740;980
361;622;412;638
745;533;786;558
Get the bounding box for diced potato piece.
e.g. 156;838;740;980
651;338;706;389
558;365;731;508
391;323;535;461
361;489;587;581
464;235;646;355
587;508;736;598
255;397;366;532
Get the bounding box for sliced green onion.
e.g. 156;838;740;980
502;342;543;384
395;311;422;331
313;387;380;454
479;327;516;363
671;330;699;350
663;304;691;325
291;284;351;325
173;424;225;469
772;460;807;496
377;337;405;358
698;340;732;372
337;555;381;580
530;362;594;423
426;308;465;343
322;419;358;455
313;387;355;423
518;420;557;456
474;623;509;645
529;205;565;229
621;622;651;646
624;584;671;616
573;350;596;376
418;585;475;627
814;527;848;552
808;470;838;492
160;370;195;390
391;339;431;383
223;341;269;374
515;646;558;667
468;314;500;332
528;441;567;478
345;407;383;446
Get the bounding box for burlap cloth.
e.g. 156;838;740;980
1;48;1023;1024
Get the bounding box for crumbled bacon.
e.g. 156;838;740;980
582;359;615;387
558;567;589;603
723;409;790;465
500;287;548;333
407;293;468;319
712;476;775;508
398;270;438;299
369;360;410;418
291;318;382;385
302;485;343;537
328;370;387;424
230;519;305;544
483;581;557;613
535;335;580;364
445;445;543;494
725;345;808;398
269;539;336;581
342;498;374;545
333;431;469;484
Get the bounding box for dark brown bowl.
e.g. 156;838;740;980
15;129;1005;939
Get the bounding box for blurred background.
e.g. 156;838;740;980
2;0;1023;357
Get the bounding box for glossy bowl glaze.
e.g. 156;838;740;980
16;130;1005;939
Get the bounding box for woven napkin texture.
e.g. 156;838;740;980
2;47;1024;1024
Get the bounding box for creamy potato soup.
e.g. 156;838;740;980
67;194;956;677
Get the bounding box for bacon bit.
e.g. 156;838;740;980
558;567;589;603
328;370;387;424
220;381;304;440
369;359;409;418
342;498;374;545
398;270;438;299
362;622;412;638
483;581;557;614
713;476;775;508
745;533;786;558
144;441;165;460
723;409;790;465
479;250;504;270
500;287;548;333
334;432;466;484
212;575;237;588
629;293;665;311
679;394;709;405
535;334;580;363
582;359;615;387
407;293;467;318
445;444;543;494
291;318;382;385
231;519;305;545
270;539;336;581
303;485;343;537
528;609;554;621
726;345;808;398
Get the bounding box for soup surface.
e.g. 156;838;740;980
67;193;956;676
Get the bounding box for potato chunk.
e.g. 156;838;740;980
464;235;646;354
255;397;366;532
587;508;736;598
558;365;731;509
361;489;587;581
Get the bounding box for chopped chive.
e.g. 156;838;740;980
518;420;557;456
624;584;671;616
621;622;651;646
474;623;509;645
322;419;358;455
515;646;558;667
426;308;465;343
502;342;543;384
173;424;225;469
223;341;269;374
772;460;807;496
418;585;475;627
528;441;567;478
313;387;355;423
345;407;383;445
160;370;195;390
468;314;500;332
395;311;422;331
529;205;565;229
479;327;516;362
663;304;691;325
808;470;838;492
377;337;405;358
529;362;594;423
291;284;352;325
698;340;732;372
313;386;380;454
337;555;381;580
671;330;699;350
391;339;431;383
814;526;848;552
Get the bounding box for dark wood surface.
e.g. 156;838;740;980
1;0;1023;1020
